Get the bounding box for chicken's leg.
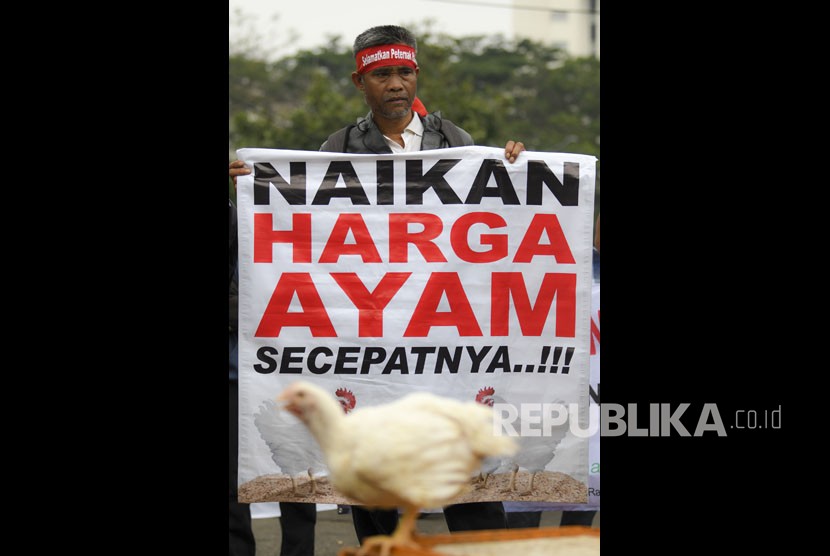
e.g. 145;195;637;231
501;465;520;493
519;471;538;495
356;505;421;556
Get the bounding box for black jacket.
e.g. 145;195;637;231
319;111;474;153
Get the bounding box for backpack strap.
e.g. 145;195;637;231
421;112;474;149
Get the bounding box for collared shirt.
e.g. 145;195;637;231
382;113;424;153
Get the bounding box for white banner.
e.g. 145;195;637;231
235;146;596;506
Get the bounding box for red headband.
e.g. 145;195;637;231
355;44;418;74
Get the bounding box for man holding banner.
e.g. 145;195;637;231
229;24;596;554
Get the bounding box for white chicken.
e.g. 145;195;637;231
254;398;328;496
504;425;569;494
504;401;570;494
476;386;570;495
277;380;517;556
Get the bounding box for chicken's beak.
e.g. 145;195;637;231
275;392;301;418
275;391;290;408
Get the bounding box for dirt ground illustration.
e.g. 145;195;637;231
239;470;587;505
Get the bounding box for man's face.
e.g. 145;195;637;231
353;65;419;121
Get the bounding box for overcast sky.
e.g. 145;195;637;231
229;0;515;59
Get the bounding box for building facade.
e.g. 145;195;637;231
512;0;600;58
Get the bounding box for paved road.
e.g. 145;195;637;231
252;508;600;555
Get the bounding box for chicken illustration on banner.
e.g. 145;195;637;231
474;386;569;494
254;398;328;495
